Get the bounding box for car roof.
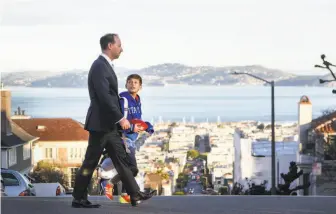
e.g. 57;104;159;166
1;168;17;173
1;169;21;176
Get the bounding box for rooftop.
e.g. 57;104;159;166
1;113;38;148
12;118;89;141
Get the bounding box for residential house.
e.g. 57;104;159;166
296;95;336;196
1;88;39;174
12;118;89;187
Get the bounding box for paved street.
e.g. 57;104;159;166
2;196;336;214
184;134;207;195
198;135;207;153
186;180;203;195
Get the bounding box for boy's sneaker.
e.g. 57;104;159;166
101;180;114;200
119;193;131;204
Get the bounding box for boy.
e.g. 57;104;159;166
99;74;155;204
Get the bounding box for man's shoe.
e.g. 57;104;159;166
119;193;131;204
149;190;157;195
71;199;101;208
130;191;153;207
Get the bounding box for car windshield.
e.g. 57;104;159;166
1;172;20;186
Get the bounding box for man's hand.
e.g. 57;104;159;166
119;118;130;130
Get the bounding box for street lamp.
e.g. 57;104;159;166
319;79;335;84
231;71;276;195
315;54;336;94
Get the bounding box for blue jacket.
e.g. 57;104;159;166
119;91;154;142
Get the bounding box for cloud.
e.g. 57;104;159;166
1;0;120;26
0;0;335;72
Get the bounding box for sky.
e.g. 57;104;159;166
0;0;335;74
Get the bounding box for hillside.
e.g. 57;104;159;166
1;64;331;87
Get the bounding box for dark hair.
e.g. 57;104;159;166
100;33;118;50
126;74;142;85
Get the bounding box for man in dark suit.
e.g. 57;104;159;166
72;33;152;208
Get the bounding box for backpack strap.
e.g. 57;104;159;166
119;96;128;118
119;96;131;153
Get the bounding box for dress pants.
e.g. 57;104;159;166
122;146;138;193
72;130;140;200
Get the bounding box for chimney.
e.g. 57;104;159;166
11;106;31;119
298;95;312;153
1;88;12;135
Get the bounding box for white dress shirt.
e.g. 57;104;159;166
100;53;114;69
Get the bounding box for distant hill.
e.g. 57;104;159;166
1;64;333;88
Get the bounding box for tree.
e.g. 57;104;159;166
187;149;199;159
162;143;169;152
29;161;69;189
176;173;188;190
277;161;310;195
231;182;244;195
245;179;270;195
321;107;336;117
156;169;170;180
218;186;229;195
232;162;310;196
257;123;265;131
170;122;177;128
198;153;208;162
231;179;270;195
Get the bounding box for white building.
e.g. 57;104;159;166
233;129;300;191
168;125;196;152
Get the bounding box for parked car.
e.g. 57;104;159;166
202;188;218;195
33;183;66;196
1;168;36;196
1;175;7;196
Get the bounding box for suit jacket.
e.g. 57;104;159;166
84;55;124;132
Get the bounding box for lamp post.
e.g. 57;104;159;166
315;54;336;94
231;71;276;195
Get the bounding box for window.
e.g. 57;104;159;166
45;148;53;158
8;148;17;166
69;148;86;159
1;172;20;186
1;150;7;168
23;143;31;160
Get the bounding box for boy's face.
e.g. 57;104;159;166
126;78;142;94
